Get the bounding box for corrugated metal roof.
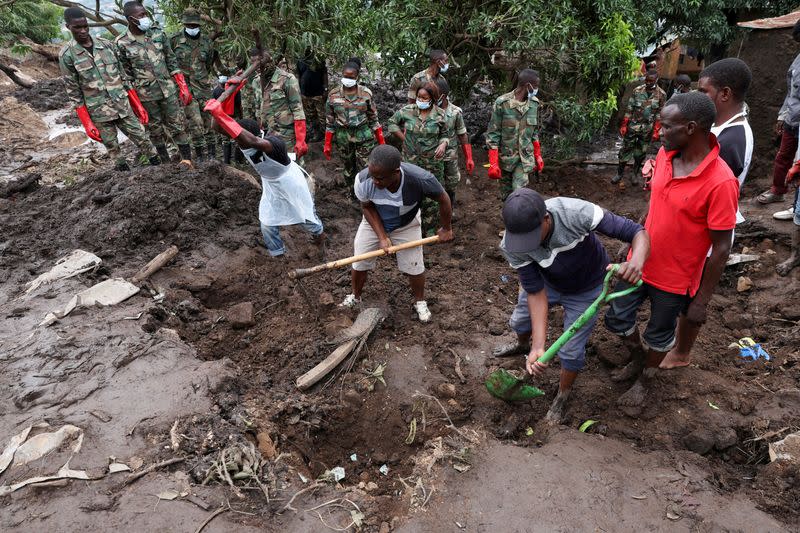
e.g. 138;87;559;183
738;10;800;30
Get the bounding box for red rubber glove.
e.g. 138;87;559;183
222;79;246;115
619;117;629;137
651;120;661;141
203;98;242;139
786;160;800;186
533;140;544;172
487;148;501;180
323;131;333;160
172;72;192;106
75;105;101;142
127;89;148;125
462;144;474;175
294;120;308;158
374;126;386;145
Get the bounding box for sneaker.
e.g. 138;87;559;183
339;294;361;308
413;300;431;322
774;206;795;220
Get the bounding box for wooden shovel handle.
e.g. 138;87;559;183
216;60;260;104
289;236;440;279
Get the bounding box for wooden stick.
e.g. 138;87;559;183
296;339;358;390
290;236;439;279
216;60;260;104
131;245;178;285
123;457;184;486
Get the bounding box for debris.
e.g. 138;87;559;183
730;337;771;361
350;453;357;462
769;431;800;464
379;464;389;476
12;424;83;466
256;432;276;459
365;481;378;491
0;425;33;475
170;420;181;451
452;463;471;473
330;466;346;482
666;510;681;521
436;382;457;399
157;489;179;500
631;494;647;500
184;494;210;511
579;420;597;433
122;312;144;321
0;461;92;496
108;462;131;474
448;347;467;384
123;457;185;486
405;418;417;445
227;301;255;329
89;410;112;422
736;276;753;292
194;507;228;533
24;249;101;295
707;401;720;410
279;482;324;513
359;362;387;391
726;253;759;266
683;428;715;455
40;278;141;327
525;427;534;437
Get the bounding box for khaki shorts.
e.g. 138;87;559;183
352;213;424;275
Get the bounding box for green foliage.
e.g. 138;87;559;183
0;0;62;45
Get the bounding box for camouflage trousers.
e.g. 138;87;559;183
96;113;156;165
407;155;445;236
500;164;532;201
142;94;190;147
443;159;461;192
183;98;215;149
336;134;375;190
618;131;650;164
302;95;325;135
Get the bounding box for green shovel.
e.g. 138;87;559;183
485;264;642;402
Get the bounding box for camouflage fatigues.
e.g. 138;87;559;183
261;67;305;153
170;30;217;149
442;103;467;192
303;95;326;136
326;85;379;188
388;104;449;233
115;28;189;147
486;91;540;200
407;69;446;102
241;74;262;121
619;84;666;164
59;37;156;165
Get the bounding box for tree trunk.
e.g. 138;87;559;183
18;37;60;62
0;60;36;88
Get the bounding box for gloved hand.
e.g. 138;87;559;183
619;117;629;137
374;126;386;145
127;89;148;125
75;105;102;142
786;160;800;186
533;140;544;172
462;144;474;175
222;79;246;115
651;120;661;141
488;148;501;180
323;131;333;160
293;120;308;158
172;72;192;106
203;99;242;139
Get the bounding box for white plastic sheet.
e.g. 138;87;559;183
25;250;101;295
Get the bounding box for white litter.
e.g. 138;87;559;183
25;249;101;295
108;462;131;474
379;464;389;476
40;277;140;326
726;253;759;266
0;426;33;476
12;424;83;466
350;453;358;462
331;466;346;482
0;461;90;496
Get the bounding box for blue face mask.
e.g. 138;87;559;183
185;27;200;37
416;99;431;110
528;87;538;99
134;16;152;31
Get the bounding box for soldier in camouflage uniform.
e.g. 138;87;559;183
389;82;449;233
59;7;158;170
323;60;385;192
613;70;666;186
116;1;194;163
434;78;474;207
241;73;262;122
486;69;545;201
170;8;219;160
407;49;448;104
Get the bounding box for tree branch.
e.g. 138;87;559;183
0;60;36;88
16;37;60;61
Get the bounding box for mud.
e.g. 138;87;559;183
13;77;70;112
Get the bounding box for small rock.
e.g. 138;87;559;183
228;301;254;329
715;427;738;450
436;382;457;399
318;291;335;307
736;276;753;292
721;310;754;331
379;522;391;533
343;389;362;406
684;428;715;455
256;432;276;459
366;481;378;492
769;431;800;464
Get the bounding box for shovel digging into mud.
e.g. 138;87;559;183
485;265;642;402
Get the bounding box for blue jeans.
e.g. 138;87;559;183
261;221;324;257
508;283;603;372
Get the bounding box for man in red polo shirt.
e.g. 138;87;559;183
604;91;739;415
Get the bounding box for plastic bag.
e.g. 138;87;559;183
247;154;320;227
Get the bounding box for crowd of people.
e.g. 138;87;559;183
57;5;800;422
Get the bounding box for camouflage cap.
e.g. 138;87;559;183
181;8;202;24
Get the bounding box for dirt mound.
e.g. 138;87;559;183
0;162;261;276
0;96;47;143
13;77;70;112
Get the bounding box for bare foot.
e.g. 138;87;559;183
777;254;800;277
659;349;692;369
617;368;657;417
544;390;571;425
610;359;643;382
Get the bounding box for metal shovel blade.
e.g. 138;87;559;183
485;368;544;401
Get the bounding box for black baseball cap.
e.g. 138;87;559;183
502;189;547;253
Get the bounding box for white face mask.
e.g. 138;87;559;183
218;75;228;84
416;99;431;110
440;62;449;73
341;77;357;88
134;16;152;31
185;27;200;37
528;87;538;99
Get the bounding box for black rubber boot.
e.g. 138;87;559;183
630;158;643;186
178;144;192;161
114;159;131;171
193;145;205;162
156;145;170;164
207;143;217;161
234;147;244;164
149;155;161;166
611;162;625;184
223;143;232;164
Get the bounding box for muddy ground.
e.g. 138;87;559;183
2;50;800;531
